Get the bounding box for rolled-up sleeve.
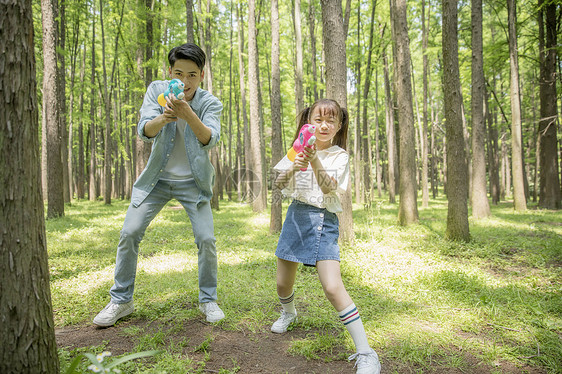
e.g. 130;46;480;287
138;82;165;142
199;99;223;150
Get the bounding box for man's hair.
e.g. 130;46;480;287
168;43;206;71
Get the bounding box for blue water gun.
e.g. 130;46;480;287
157;79;185;107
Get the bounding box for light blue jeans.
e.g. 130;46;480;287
110;179;217;304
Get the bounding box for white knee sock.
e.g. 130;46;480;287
338;303;371;353
279;291;296;314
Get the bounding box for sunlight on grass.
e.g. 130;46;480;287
50;197;561;373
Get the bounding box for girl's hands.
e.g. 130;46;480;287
293;144;317;170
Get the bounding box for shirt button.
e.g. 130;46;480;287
171;138;174;141
319;213;324;218
151;183;154;186
160;169;163;172
317;226;322;231
166;154;170;157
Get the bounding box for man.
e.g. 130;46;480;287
94;43;224;326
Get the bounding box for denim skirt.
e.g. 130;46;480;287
275;200;340;266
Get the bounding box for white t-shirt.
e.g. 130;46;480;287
161;118;193;181
274;145;350;213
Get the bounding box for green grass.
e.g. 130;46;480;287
48;196;562;373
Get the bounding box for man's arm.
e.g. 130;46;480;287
143;106;180;138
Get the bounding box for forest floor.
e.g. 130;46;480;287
56;312;547;374
49;198;561;374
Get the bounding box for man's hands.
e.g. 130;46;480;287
164;93;195;122
144;92;212;145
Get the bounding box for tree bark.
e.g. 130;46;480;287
42;0;65;218
383;48;397;203
1;0;60;371
308;0;319;101
89;4;98;201
471;0;491;218
442;0;470;241
507;0;527;211
270;0;283;233
538;0;561;209
58;0;70;204
293;0;305;115
421;0;430;208
77;41;86;199
361;1;377;206
100;0;112;205
321;0;353;242
390;0;419;225
248;0;267;212
186;0;195;43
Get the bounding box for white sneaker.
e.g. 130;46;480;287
93;301;134;327
271;310;297;333
199;302;225;323
348;349;381;374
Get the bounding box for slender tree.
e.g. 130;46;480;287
361;0;378;206
1;0;59;370
248;0;267;212
186;0;195;43
390;0;419;225
270;0;283;233
538;0;561;209
471;0;491;218
507;0;527;211
42;0;65;218
308;0;319;101
321;0;353;242
442;0;470;241
383;46;397;203
100;0;112;204
421;0;430;208
293;0;305;114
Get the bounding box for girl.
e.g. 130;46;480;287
271;99;381;374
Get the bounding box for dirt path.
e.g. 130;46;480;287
56;317;544;373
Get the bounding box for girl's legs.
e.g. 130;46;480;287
272;258;299;333
316;260;370;353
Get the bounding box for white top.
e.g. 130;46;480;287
274;145;350;213
161;118;193;181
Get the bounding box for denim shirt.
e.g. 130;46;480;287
132;81;223;207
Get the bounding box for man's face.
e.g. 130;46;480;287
169;59;204;101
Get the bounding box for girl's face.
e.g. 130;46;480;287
309;106;341;148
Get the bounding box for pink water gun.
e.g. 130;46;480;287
286;124;316;171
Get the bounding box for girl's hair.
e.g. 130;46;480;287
294;99;349;150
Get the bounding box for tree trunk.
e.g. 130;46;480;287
42;0;65;218
470;0;490;218
538;0;561;209
293;0;304;115
237;3;250;201
354;6;362;204
186;0;195;43
421;0;430;208
248;0;267;212
383;48;397;203
442;0;470;241
270;0;283;233
361;1;377;206
507;0;527;211
308;0;319;101
390;0;419;225
77;42;86;199
485;88;500;204
100;0;112;205
58;0;70;204
321;0;353;242
1;0;60;371
89;4;98;201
